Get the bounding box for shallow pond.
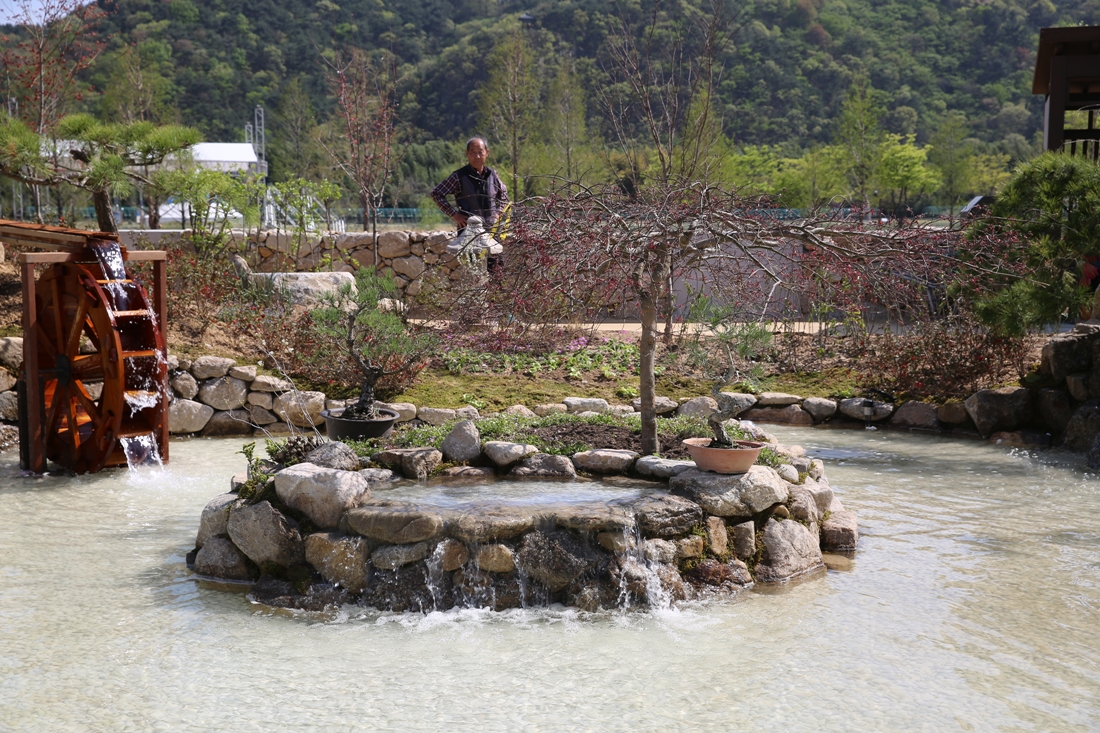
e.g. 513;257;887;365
1;427;1098;731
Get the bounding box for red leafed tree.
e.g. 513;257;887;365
2;0;106;135
323;49;400;260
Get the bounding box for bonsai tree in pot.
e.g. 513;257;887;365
309;267;437;422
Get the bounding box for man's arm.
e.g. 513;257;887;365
430;171;464;224
491;173;509;224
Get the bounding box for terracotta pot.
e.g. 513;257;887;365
321;408;400;441
681;437;764;474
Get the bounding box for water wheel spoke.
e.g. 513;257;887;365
70;353;104;381
35;321;58;360
63;296;90;359
75;387;102;426
64;395;80;453
50;278;66;353
45;384;65;437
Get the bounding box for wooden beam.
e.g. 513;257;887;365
19;250;166;264
20;257;45;474
0;219;119;253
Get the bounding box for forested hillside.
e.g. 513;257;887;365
2;0;1096;214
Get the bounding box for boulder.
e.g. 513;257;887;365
417;407;456;425
684;559;752;588
250;271;356;307
631;395;679;415
168;399;213;434
704;516;729;555
1040;334;1092;383
363;564;440;612
676;395;718;418
440;420;481;463
391;255;425;280
740;404;814;425
476;544;516;573
0;390;19;421
1068;372;1091;402
1037;389;1074;434
436;538;469;571
890;401;940;430
483;441;538;466
0;336;24;373
0;367;14;393
669;466;789;519
274;462;371;529
193;536;253;580
251;375;293;393
533;403;567;417
563;397;609;414
571;449;638;474
377;230;411;258
676;535;704;560
509;453;577;478
964;387;1032;436
272;390;326;428
196;493;238;549
642;538;677;563
453;568;525;611
372;447;443;480
226;501;304;568
304;441;361;471
304;532;370;593
197;376;248;410
820;510;859;551
228;365;257;381
552;505;634;533
753;518;824;582
247;404;278;426
344;506;444;544
1063;399;1100;451
716;392;758;415
756;392;801;406
247;390;272;409
372;541;431;570
801;397;837;421
440;466;496;477
516;530;601;592
776;463;799;483
358;467;397;483
201;409;253;436
375;401;416;422
503;404;537;418
449;508;535;543
634;455;695;478
731;520;755;560
937;401;970;425
631;494;704;537
597;531;636;553
190;355;236;380
170;371;199;400
838;398;894;422
455;406;480;420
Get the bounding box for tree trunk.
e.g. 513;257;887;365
342;379;378;420
93;189;118;233
638;290;659;456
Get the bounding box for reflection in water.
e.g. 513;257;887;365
0;430;1098;731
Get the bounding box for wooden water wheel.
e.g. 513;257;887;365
1;221;169;474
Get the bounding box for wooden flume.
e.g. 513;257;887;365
1;220;169;474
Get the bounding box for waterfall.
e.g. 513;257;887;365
120;433;163;471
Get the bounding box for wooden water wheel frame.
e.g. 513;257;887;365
1;221;169;474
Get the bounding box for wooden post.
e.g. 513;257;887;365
153;256;169;464
19;255;44;474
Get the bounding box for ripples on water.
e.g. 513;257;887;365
1;430;1098;731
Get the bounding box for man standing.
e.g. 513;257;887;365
430;137;509;233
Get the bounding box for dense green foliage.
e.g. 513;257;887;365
0;0;1085;215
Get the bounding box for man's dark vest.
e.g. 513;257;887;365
454;164;497;220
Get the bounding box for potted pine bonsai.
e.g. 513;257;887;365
311;267;437;440
680;300;768;473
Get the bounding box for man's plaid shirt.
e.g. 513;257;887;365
430;166;509;224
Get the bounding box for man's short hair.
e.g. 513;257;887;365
466;136;488;151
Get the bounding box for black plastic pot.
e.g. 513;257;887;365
321;407;400;441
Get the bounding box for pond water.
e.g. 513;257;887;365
1;428;1098;731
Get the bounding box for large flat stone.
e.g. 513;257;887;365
563;397;609;414
838;398;894;422
740;404;814;425
226;501;304;568
821;510;859;551
890;401;940;430
509;453;576;478
372;541;431;570
372;447;443;479
190;355;236;380
572;449;638;474
634;455;695;478
631;493;704;537
677;396;718;418
274;462;371;529
669;466;789;519
448;507;536;543
345;506;445;544
756;392;801;406
964;387;1032;437
483;441;538;466
631;395;679;415
169;399;213;434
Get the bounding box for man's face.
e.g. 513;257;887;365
466;141;488;170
